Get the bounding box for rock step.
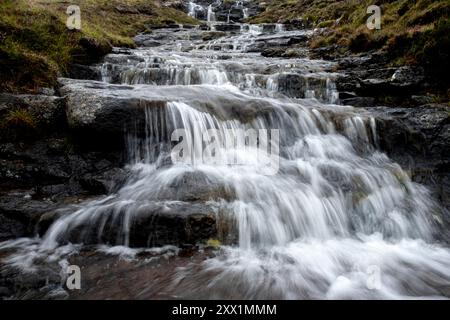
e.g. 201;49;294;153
39;201;219;248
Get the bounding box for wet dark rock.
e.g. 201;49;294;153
358;66;425;95
0;135;124;202
411;95;434;105
61;248;215;299
374;105;449;158
287;35;309;45
0;286;11;298
262;47;307;58
275;73;308;98
80;168;129;195
391;66;425;87
133;33;163;47
202;31;226;41
213;24;242;32
58;79;167;148
158;171;235;202
0;94;66;133
251;33;312;53
58;201;218;248
0;214;26;242
181;24;199;29
310;45;340;60
342;97;376;108
284;18;312;30
245;41;266;52
36;210;66;237
0;256;64;300
261;47;286;58
58;78;289;138
338;92;358;100
335;53;430;106
0;192;63;240
68;64;101;81
337;52;389;70
129;203;217;247
335;74;361;92
371;104;450;210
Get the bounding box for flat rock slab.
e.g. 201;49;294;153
58;78;289;137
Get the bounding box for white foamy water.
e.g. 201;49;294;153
1;22;449;299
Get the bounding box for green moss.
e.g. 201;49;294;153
0;0;198;93
206;239;222;249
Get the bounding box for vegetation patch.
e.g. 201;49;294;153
0;108;37;140
0;0;198;93
252;0;450;89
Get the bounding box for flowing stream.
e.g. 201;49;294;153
1;7;450;299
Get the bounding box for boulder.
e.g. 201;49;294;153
129;202;217;247
50;201;219;248
213;24;242;32
0;136;124;198
370;104;450;211
80;168;129;195
0;192;63;240
202;31;226;41
133;34;163;47
58;79;167;147
156;170;235;202
58;78;285;144
287;35;309;45
335;54;428;98
261;47;287;58
341;97;376;108
391;66;425;87
275;73;307;98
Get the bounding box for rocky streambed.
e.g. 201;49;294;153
0;1;449;300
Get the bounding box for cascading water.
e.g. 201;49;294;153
243;8;249;19
1;17;450;300
188;2;203;18
207;5;216;23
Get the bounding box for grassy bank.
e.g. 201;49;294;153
252;0;450;90
0;0;197;93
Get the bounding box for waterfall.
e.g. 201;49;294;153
40;92;438;250
207;5;216;23
188;2;197;18
276;23;285;33
2;16;450;300
243;8;249;19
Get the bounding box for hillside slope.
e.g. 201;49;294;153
252;0;450;90
0;0;197;93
